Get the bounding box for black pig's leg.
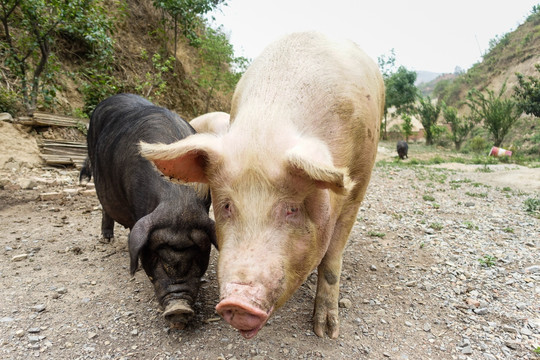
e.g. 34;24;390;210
101;210;115;243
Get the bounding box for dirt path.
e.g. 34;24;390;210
0;153;539;359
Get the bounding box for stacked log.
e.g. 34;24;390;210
6;112;89;168
38;139;87;168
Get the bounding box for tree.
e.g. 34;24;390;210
196;24;248;112
381;65;417;139
153;0;226;51
401;114;413;141
0;0;113;113
467;83;521;147
441;103;475;150
415;95;441;145
514;63;540;117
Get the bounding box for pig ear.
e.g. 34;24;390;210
128;214;154;275
286;146;353;196
139;134;222;183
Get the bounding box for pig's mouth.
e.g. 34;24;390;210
216;298;274;339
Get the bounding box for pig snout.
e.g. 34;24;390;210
215;284;274;339
162;298;194;329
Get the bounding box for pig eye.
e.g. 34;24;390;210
286;205;299;216
222;201;233;217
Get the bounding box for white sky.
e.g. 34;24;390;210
209;0;539;74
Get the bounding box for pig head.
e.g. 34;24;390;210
140;32;384;339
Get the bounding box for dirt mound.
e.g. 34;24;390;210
0;121;42;169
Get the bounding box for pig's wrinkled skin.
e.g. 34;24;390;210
140;32;385;339
189;111;230;135
80;93;216;327
397;140;408;159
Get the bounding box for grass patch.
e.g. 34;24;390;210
478;255;497;267
466;191;488;198
368;230;385;238
463;221;477;230
430;222;443;230
524;197;540;216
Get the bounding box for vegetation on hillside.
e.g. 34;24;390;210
381;4;540;159
0;0;245;119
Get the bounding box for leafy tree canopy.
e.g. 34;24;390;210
514;63;540;117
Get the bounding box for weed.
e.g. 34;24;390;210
533;346;540;355
466;192;488;198
502;186;512;192
476;164;494;173
430;222;443;230
503;227;514;233
463;221;477;230
524;197;540;215
432;203;440;209
478;255;497;267
423;194;435;201
368;230;385;238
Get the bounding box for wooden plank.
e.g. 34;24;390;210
15;112;88;127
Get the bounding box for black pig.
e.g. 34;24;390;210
80;93;216;328
397;140;408;159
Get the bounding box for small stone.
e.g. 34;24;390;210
405;281;416;287
423;323;431;332
461;345;473;355
466;298;480;308
28;335;40;343
18;179;37;190
369;265;377;271
483;353;497;360
473;308;488;315
15;329;24;337
405;321;413;327
31;304;46;313
521;327;532;336
81;189;96;197
130;329;138;336
27;328;40;333
57;287;67;294
502;325;518;333
11;254;28;262
63;188;79;196
464;202;475;207
524;265;540;273
39;192;62;201
88;332;98;339
504;341;518;350
339;298;352;308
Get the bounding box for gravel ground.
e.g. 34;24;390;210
0;153;539;359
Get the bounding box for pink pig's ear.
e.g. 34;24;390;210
139;133;221;183
286;141;354;196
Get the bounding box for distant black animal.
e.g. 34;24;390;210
80;93;216;328
397;140;408;159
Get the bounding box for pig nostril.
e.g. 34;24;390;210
222;309;234;321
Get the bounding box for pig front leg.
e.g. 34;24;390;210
313;199;361;339
100;210;115;243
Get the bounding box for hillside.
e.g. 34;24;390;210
2;0;232;121
434;7;540;106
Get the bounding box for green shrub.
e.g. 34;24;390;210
0;86;20;114
470;135;488;154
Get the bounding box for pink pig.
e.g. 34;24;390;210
140;32;384;339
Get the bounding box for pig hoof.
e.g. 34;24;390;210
98;236;113;244
163;299;194;328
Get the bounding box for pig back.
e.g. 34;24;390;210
88;94;198;228
229;32;384;181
